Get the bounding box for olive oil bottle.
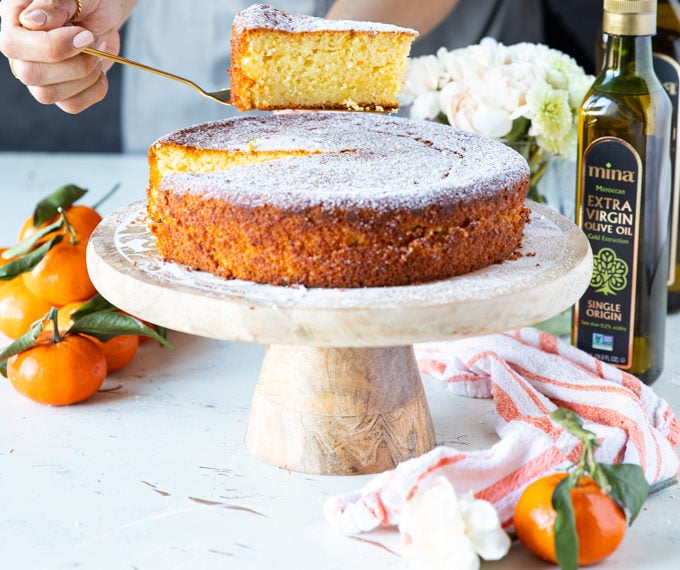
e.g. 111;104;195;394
655;0;680;309
574;0;672;384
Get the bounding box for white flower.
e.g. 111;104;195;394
399;476;510;570
480;62;540;112
403;38;594;161
403;54;445;101
439;82;513;139
525;81;573;154
410;91;442;121
567;71;595;111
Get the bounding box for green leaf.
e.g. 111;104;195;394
550;408;600;448
504;116;531;143
435;112;450;125
2;219;64;259
71;294;117;317
70;294;170;344
599;463;650;525
0;323;44;365
0;235;63;281
70;311;174;349
153;325;169;341
33;184;88;227
553;476;579;570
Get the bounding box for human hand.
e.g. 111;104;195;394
0;0;134;113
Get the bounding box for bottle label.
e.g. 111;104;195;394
653;52;680;286
574;137;642;369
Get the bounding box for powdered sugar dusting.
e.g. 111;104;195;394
233;3;418;37
155;112;529;211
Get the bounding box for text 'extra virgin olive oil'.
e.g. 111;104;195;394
574;0;672;384
655;0;680;308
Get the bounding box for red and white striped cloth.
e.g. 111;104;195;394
323;328;680;535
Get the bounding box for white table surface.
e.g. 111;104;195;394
1;152;679;570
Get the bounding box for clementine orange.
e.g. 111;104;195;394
49;302;140;371
0;247;11;287
514;473;627;566
0;246;16;276
21;239;96;306
0;278;54;339
53;300;88;330
90;333;139;372
18;205;102;243
41;300;90;335
7;331;107;406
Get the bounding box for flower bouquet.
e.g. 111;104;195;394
401;38;594;206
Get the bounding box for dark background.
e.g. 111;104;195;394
0;59;123;152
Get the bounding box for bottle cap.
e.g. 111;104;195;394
603;0;657;35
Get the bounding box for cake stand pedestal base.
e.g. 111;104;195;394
86;201;593;476
246;344;435;475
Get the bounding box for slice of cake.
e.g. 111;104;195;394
147;112;530;289
229;3;418;111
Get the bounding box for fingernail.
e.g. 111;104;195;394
21;9;48;26
73;30;95;49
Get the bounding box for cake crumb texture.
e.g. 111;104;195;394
229;4;418;111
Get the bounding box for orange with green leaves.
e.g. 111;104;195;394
514;408;650;570
7;327;107;406
0;278;53;340
1;186;172;402
21;238;96;306
514;473;627;566
2;185;96;305
0;298;173;405
18;203;102;244
55;300;140;372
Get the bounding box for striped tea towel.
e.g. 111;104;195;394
323;328;680;535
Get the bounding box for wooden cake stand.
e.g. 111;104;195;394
87;201;592;476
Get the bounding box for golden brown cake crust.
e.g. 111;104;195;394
147;112;530;289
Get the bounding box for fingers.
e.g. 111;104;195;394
24;59;105;107
8;54;108;112
1;28;95;66
0;0;95;62
55;71;109;114
1;26;99;110
91;30;121;73
0;0;113;112
0;0;74;37
10;49;100;88
17;0;78;31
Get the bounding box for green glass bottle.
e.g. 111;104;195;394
573;0;672;384
655;0;680;309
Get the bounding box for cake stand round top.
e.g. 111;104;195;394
86;201;592;347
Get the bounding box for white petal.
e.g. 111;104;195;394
403;534;481;570
468;528;512;561
410;92;442;121
462;496;502;531
472;104;512;138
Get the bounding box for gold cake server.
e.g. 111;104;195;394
83;47;233;106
